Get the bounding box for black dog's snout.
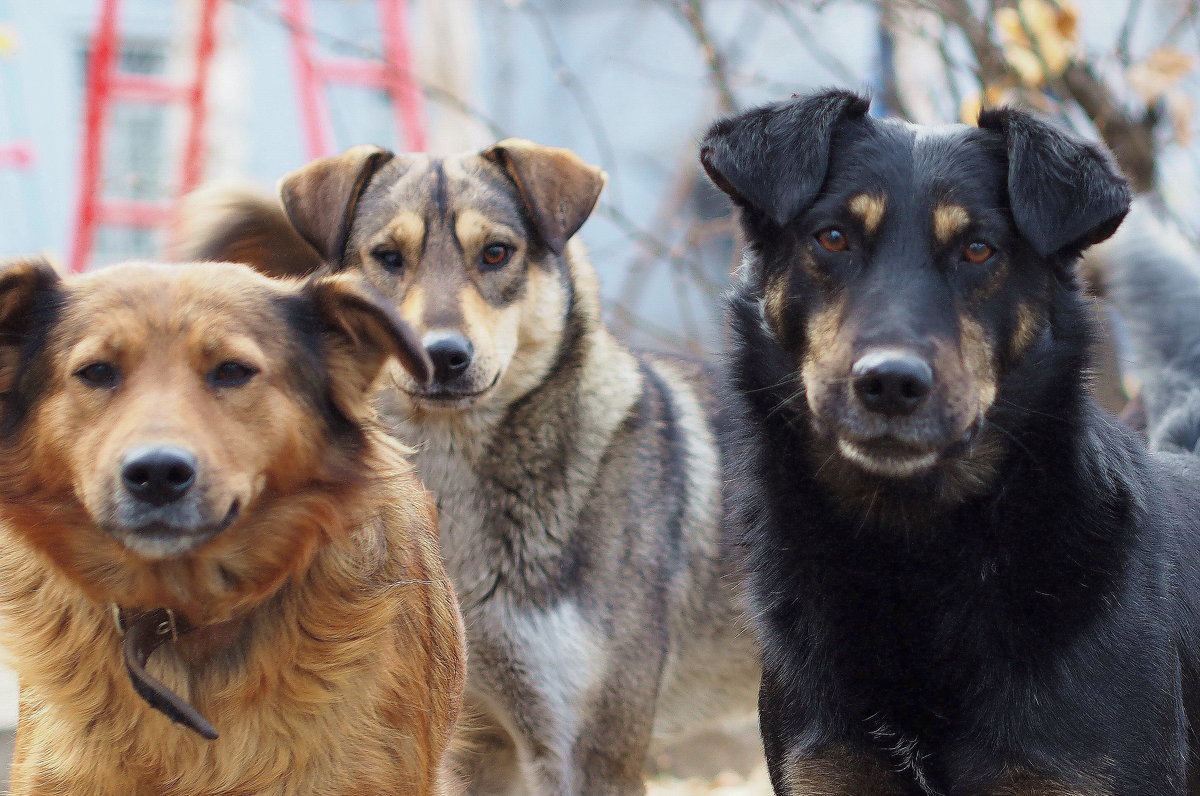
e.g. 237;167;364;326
121;445;197;506
425;334;474;383
852;350;933;417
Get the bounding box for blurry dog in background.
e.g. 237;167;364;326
704;90;1200;794
175;139;761;794
0;259;465;795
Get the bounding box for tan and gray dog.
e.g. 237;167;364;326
174;140;761;794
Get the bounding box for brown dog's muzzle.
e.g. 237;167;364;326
103;443;240;559
121;445;197;506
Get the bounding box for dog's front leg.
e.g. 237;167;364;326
767;746;901;796
467;600;661;796
970;772;1116;796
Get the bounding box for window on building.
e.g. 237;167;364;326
80;38;169;266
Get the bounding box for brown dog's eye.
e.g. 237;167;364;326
481;243;513;269
962;241;994;264
209;361;257;388
816;228;848;252
371;247;404;273
75;362;120;388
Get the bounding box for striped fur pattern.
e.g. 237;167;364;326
174;140;761;794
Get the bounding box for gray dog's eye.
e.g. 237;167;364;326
371;247;405;273
481;243;514;269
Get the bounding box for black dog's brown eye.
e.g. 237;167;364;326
209;361;257;388
816;228;848;252
481;243;513;268
963;241;994;264
372;247;404;272
75;362;119;388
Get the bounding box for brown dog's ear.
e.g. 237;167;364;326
0;258;62;394
305;274;431;415
482;139;606;255
279;145;395;265
0;258;61;334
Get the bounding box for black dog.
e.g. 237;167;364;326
702;89;1200;794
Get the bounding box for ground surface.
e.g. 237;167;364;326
0;689;771;794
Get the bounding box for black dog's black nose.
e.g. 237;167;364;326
425;334;473;383
852;350;933;417
121;446;197;506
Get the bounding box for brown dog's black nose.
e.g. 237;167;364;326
121;446;197;506
852;350;933;417
425;334;473;384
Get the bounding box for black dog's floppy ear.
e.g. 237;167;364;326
699;89;870;227
978;108;1131;258
279;145;395;266
481;138;607;256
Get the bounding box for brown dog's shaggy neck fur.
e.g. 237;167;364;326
0;260;465;796
2;433;463;796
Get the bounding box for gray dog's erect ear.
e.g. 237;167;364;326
978;108;1131;258
279;145;395;265
700;90;870;227
482;139;607;255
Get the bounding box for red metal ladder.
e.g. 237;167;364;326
69;0;223;272
281;0;425;159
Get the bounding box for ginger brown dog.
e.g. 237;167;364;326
0;258;466;795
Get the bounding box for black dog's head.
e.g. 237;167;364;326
703;90;1129;501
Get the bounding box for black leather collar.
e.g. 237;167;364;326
114;605;219;740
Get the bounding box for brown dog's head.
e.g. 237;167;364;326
275;139;606;415
0;259;429;621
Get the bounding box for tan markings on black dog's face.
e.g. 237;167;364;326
932;202;969;244
773;124;1053;493
849;193;886;235
0;260;425;621
280;141;604;416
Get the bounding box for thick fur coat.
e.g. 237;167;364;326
0;261;466;795
703;90;1200;794
173;141;761;795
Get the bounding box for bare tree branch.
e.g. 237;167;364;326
671;0;738;114
1116;0;1143;66
520;1;626;208
907;0;1159;190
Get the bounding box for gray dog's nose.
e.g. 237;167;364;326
425;334;473;384
852;350;933;417
121;445;197;506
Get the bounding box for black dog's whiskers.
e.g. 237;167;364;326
743;371;801;395
994;396;1072;424
765;386;808;419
